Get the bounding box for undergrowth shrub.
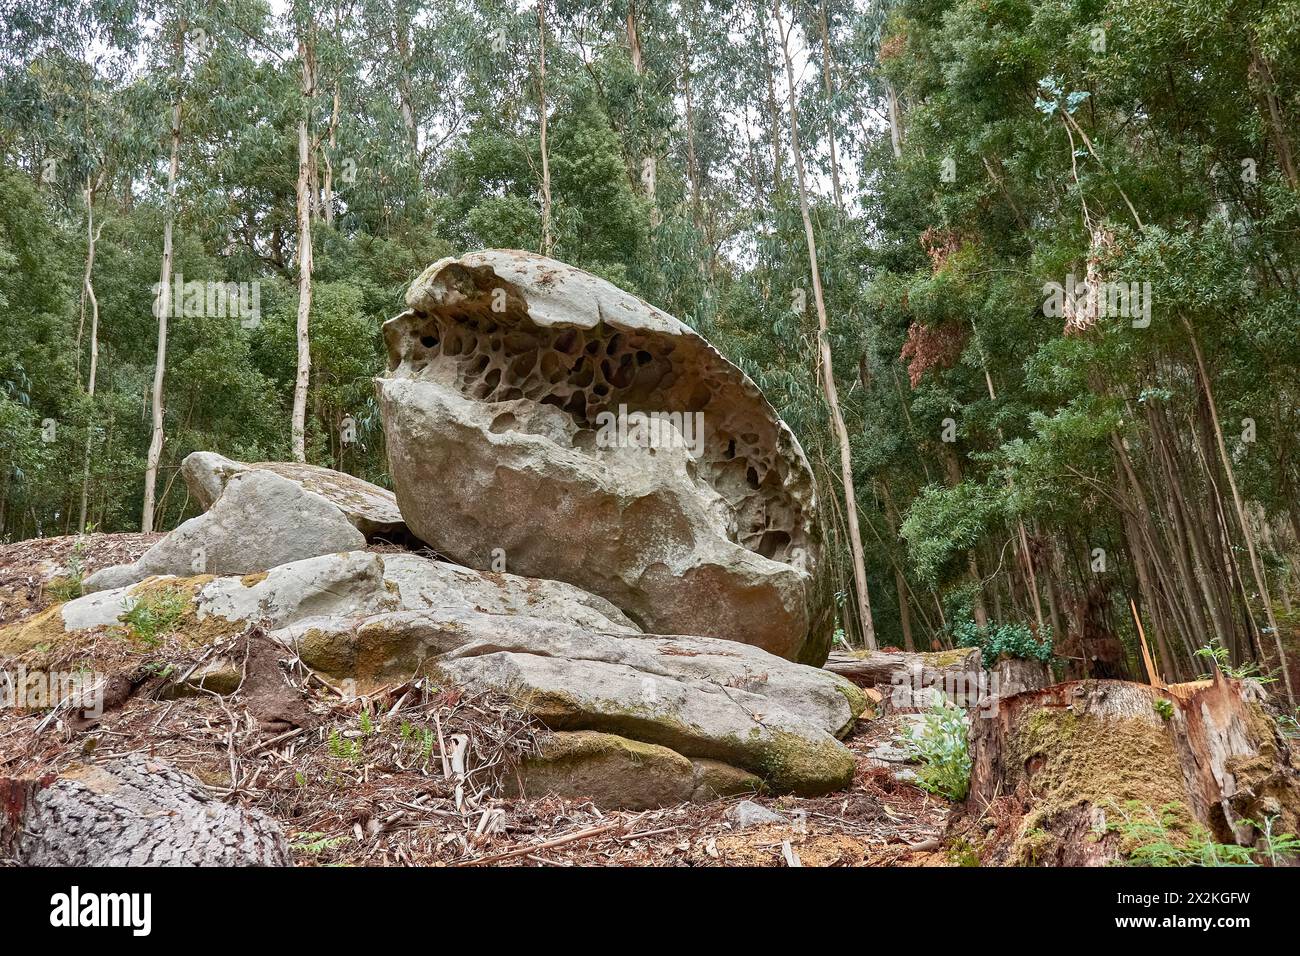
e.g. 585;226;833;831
906;696;971;801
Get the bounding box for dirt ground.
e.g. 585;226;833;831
0;534;950;867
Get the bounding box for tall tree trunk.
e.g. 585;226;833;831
292;25;317;464
1248;38;1298;190
142;24;184;534
625;1;642;75
943;447;989;628
78;174;103;533
773;0;876;650
975;353;1046;633
537;1;553;256
757;3;783;192
883;491;915;651
816;0;843;210
322;84;340;227
393;3;419;168
885;79;903;159
682;24;703;231
1183;316;1294;705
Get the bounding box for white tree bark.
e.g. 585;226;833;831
773;0;877;649
292;30;317;464
141;25;184;534
78;173;104;533
538;1;553;257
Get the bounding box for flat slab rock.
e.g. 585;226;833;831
81;469;364;594
181;450;407;540
506;731;762;810
1;550;635;656
274;605;867;798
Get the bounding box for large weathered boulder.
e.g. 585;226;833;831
377;249;832;664
80;470;365;594
181;451;407;540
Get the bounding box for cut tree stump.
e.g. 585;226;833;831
1;755;289;866
952;674;1300;866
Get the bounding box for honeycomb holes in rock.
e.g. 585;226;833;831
393;277;809;567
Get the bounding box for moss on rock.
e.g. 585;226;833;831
510;730;697;809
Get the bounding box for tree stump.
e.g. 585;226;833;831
991;657;1052;696
1;755;289;866
952;675;1300;865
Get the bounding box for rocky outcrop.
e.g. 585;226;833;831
507;732;760;810
81;470;365;594
275;605;865;797
181;451;407;540
6;550;635;655
377;250;832;664
6;549;864;802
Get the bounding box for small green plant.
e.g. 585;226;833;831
398;721;437;763
1152;698;1174;721
1107;801;1300;866
47;532;94;601
327;727;363;762
290;831;351;856
118;587;188;645
358;710;375;736
1193;640;1274;683
946;838;981;867
906;696;972;801
1258;815;1300;865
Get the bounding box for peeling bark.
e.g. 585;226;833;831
956;676;1300;865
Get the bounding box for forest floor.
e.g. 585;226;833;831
0;534;950;867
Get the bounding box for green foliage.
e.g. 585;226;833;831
1107;802;1300;867
327;727;363;762
1194;641;1275;683
1152;698;1174;721
951;617;1053;666
117;588;188;646
47;532;92;601
289;831;352;856
905;696;971;801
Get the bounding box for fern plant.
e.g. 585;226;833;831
1107;801;1300;866
1194;640;1274;683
